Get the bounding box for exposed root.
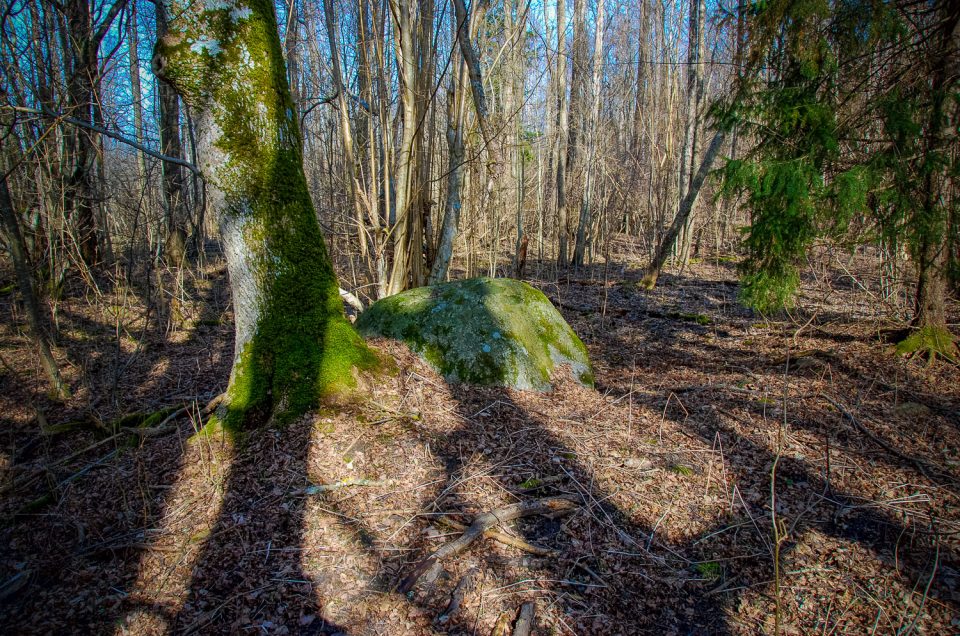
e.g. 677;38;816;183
397;496;577;594
894;326;958;365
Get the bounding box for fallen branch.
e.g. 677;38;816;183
437;516;555;556
398;496;577;593
822;395;955;486
1;394;221;498
339;287;366;312
0;570;30;601
304;478;386;494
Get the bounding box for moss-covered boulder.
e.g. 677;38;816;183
356;277;594;390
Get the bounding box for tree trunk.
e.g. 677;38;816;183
386;0;424;295
558;0;586;268
429;18;468;286
322;0;366;259
641;130;725;289
906;1;959;356
126;0;149;194
0;173;69;399
154;0;377;427
155;0;189;246
572;0;605;267
553;0;569;269
451;0;502;272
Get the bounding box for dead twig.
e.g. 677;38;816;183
435;567;478;625
822;395;955;486
397;496;577;593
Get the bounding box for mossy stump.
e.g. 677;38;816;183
356;277;594;390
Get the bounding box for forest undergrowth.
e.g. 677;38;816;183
1;239;959;634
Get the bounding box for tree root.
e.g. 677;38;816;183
397;496;577;594
894;326;958;365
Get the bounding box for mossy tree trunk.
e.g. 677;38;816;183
153;0;377;428
899;3;959;360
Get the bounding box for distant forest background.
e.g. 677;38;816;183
1;0;958;394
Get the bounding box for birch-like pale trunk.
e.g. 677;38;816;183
322;0;366;259
386;0;423;295
153;0;376;427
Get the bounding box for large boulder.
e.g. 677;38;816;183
356;277;594;390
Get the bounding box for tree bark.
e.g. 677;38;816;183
572;0;605;267
451;0;503;247
386;0;424;295
673;0;704;267
554;0;569;268
126;0;149;193
641;129;725;289
61;0;127;267
911;2;959;336
0;173;69;398
154;0;377;426
558;0;586;268
155;0;189;248
429;47;467;285
322;0;366;260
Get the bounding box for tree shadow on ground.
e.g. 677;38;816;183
164;420;347;635
384;276;956;633
0;263;234;633
406;384;735;633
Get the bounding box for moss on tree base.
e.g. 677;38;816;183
894;326;958;364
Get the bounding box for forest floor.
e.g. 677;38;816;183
1;239;959;635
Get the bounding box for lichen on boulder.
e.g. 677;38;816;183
356;277;594;390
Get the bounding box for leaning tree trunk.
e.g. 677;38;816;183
641;130;725;289
153;0;377;427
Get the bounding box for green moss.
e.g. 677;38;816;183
357;278;594;390
695;561;722;580
160;0;379;431
894;326;958;363
667;311;713;326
